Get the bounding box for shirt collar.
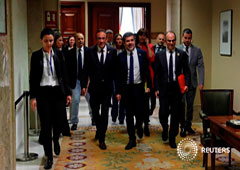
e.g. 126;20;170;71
42;48;54;56
97;45;107;52
126;48;136;55
166;48;175;53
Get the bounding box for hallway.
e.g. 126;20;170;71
16;97;161;170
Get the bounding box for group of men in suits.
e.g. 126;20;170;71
64;28;204;150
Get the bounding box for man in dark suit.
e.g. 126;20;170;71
65;33;93;130
153;32;166;54
154;31;190;148
30;28;72;169
177;28;205;137
82;29;118;150
116;32;151;150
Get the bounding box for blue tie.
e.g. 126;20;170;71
169;51;173;82
78;49;82;79
129;52;134;84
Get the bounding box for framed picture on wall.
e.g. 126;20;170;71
0;0;7;34
220;10;232;56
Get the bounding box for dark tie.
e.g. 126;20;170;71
129;52;134;84
169;51;173;82
78;49;82;79
49;52;53;76
100;49;104;65
186;46;189;53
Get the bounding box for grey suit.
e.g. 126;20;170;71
177;44;205;128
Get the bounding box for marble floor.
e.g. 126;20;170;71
16;97;161;170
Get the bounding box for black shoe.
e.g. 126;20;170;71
162;130;168;141
54;141;60;156
137;127;143;139
125;140;136;150
144;126;150;137
44;158;53;169
91;119;96;126
180;128;186;137
119;120;124;125
71;124;77;131
112;117;117;123
95;132;99;140
169;141;177;148
186;127;195;134
99;142;107;150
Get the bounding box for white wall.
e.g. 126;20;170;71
12;0;29;152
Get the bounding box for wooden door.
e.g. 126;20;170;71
88;3;119;46
61;2;85;44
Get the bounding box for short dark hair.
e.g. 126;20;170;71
182;28;192;35
96;29;106;36
122;32;135;42
40;28;54;39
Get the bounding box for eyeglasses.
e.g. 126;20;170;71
166;39;176;43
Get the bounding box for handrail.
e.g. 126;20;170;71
15;91;29;109
15;90;38;161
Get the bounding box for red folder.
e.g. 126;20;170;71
178;74;186;93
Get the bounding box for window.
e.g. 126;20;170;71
119;7;145;35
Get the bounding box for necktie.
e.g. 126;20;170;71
100;49;104;65
129;52;134;84
169;51;173;82
78;49;82;78
49;52;53;76
186;46;189;53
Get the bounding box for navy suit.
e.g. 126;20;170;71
116;48;151;141
154;48;190;141
83;45;118;142
29;48;71;159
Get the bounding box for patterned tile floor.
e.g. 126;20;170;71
16;97;240;170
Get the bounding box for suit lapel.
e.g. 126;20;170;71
104;47;111;66
52;49;60;77
93;46;101;66
162;51;168;71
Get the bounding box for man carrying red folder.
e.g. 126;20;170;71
154;31;190;148
177;28;205;137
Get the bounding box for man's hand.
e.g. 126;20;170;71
30;98;37;111
146;88;150;93
82;88;86;96
116;94;121;101
199;84;204;90
184;86;188;93
155;90;159;98
66;95;72;106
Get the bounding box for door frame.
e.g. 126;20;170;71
88;2;151;46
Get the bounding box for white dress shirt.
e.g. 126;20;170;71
97;45;107;64
40;49;59;86
127;48;141;84
166;49;176;82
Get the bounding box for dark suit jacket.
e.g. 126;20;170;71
116;48;152;95
29;48;71;99
83;45;118;95
65;46;88;89
154;48;190;97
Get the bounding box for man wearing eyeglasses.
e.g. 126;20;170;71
82;29;118;150
154;31;190;148
177;28;205;137
154;32;166;54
